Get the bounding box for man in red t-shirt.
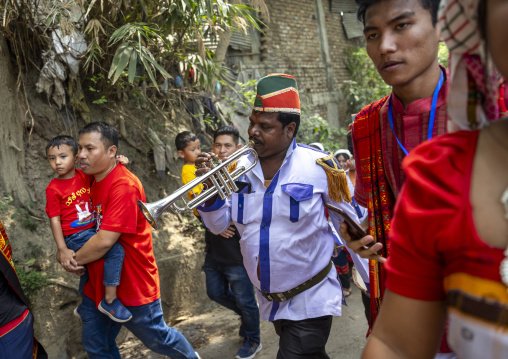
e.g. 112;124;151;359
60;122;199;359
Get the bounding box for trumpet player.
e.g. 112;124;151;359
195;74;363;359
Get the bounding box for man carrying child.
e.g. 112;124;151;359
62;122;199;359
45;135;131;322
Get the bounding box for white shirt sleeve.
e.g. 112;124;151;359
196;197;232;235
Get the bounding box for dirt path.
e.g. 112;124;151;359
119;285;369;358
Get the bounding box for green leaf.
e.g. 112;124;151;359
25;258;36;266
139;0;149;17
128;49;138;84
206;0;214;19
110;43;135;84
139;55;158;89
141;49;171;79
108;42;128;77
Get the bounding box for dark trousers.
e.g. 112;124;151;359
273;315;333;359
0;311;34;359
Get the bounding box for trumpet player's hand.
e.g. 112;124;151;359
194;153;213;176
194;152;218;206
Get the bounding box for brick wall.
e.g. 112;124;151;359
257;0;363;126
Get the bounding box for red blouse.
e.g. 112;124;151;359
386;130;506;300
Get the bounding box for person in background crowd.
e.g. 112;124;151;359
204;126;262;359
334;149;352;171
45;135;131;323
362;0;507;357
0;219;47;358
309;142;325;152
344;0;455;356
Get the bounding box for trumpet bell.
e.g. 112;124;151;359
138;199;157;229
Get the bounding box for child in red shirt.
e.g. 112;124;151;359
45;135;132;322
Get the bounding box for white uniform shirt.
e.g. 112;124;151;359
198;140;360;321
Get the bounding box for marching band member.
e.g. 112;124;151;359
196;74;364;359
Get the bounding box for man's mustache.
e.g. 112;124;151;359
248;137;263;145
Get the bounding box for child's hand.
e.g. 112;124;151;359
116;155;129;165
57;248;79;271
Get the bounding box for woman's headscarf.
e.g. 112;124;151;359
438;0;500;130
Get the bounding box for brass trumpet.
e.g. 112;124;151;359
138;142;258;229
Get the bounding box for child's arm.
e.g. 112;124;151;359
49;216;78;271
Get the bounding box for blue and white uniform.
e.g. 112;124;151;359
198;140;362;322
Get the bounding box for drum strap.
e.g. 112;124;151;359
257;261;333;303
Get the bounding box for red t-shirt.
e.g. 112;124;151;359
45;169;95;236
386;130;505;300
83;165;160;307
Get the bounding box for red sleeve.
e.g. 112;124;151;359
385;131;478;301
99;182;139;234
76;169;94;186
352;125;367;207
45;184;61;219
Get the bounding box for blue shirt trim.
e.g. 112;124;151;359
297;143;327;154
199;197;226;212
289;197;299;223
352;196;364;219
237;194;244;224
259;171;280;294
269;301;280;322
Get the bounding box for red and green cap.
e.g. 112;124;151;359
253;73;300;115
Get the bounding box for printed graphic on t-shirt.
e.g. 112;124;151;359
71;199;95;228
94;203;103;231
65;187;91;206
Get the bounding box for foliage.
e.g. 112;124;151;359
340;47;391;116
89;74;109;104
438;42;449;69
11;201;38;231
0;0;265;93
15;261;49;304
107;22;172;87
0;195;13;211
297;114;347;153
222;78;258;114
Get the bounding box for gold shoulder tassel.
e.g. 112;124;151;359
316;154;352;203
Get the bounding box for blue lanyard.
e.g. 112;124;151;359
388;70;444;156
